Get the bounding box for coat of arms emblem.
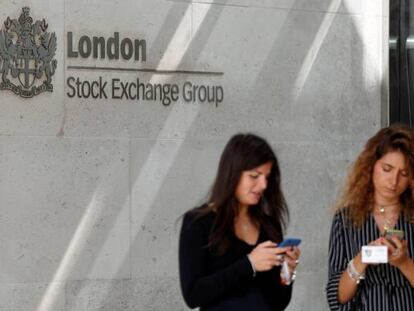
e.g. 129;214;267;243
0;7;57;98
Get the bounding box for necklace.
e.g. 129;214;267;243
383;214;399;231
376;202;400;213
374;203;400;231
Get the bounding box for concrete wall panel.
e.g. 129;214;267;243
0;282;65;311
0;2;65;137
65;278;186;311
184;5;381;141
0;137;130;283
0;0;387;310
130;139;224;278
170;0;385;16
64;0;192;138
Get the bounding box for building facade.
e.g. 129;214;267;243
0;1;388;310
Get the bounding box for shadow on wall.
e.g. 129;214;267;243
18;0;384;310
34;1;224;311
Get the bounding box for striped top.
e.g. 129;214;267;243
326;210;414;311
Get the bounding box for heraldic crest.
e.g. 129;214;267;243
0;7;57;98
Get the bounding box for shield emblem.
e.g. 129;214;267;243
17;48;38;89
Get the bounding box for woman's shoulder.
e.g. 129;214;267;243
332;207;368;230
333;207;351;220
182;204;216;229
330;208;352;229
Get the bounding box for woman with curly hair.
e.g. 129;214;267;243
327;124;414;310
179;133;301;310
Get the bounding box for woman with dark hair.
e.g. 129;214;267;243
327;124;414;310
179;133;300;310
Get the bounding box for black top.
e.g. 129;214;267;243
326;210;414;311
179;208;293;310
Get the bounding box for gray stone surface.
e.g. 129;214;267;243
130;139;225;278
0;282;66;311
253;0;385;16
64;0;192;138
0;137;130;283
288;272;330;311
65;278;187;311
170;0;386;16
0;0;386;310
145;4;383;142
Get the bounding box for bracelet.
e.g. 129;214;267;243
283;270;297;285
291;270;297;282
247;255;256;277
347;259;365;284
280;261;296;285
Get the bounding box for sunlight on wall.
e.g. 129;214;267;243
36;4;212;311
36;191;109;311
292;0;342;102
354;1;385;89
131;3;211;238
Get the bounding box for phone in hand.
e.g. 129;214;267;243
384;229;404;240
384;229;404;248
278;238;302;248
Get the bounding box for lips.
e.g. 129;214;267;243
381;187;401;198
250;192;262;200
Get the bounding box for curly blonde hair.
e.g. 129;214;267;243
336;124;414;226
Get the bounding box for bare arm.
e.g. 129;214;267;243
337;253;368;303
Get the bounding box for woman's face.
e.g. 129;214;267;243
235;162;273;209
372;150;411;203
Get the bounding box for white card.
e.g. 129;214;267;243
361;245;388;263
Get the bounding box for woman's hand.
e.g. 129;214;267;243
284;246;301;275
248;240;289;272
380;237;410;268
369;237;384;246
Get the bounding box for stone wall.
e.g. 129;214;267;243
0;1;387;310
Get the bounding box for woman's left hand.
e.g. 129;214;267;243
284;246;301;274
381;237;409;268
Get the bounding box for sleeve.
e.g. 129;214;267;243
326;212;353;311
178;211;254;308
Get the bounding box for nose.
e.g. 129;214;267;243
258;176;268;190
389;171;399;188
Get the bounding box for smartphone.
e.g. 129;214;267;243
278;238;302;248
384;229;404;240
383;229;404;248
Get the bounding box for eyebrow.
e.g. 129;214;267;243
251;169;271;176
250;170;262;174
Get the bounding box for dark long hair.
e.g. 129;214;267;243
195;133;289;254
